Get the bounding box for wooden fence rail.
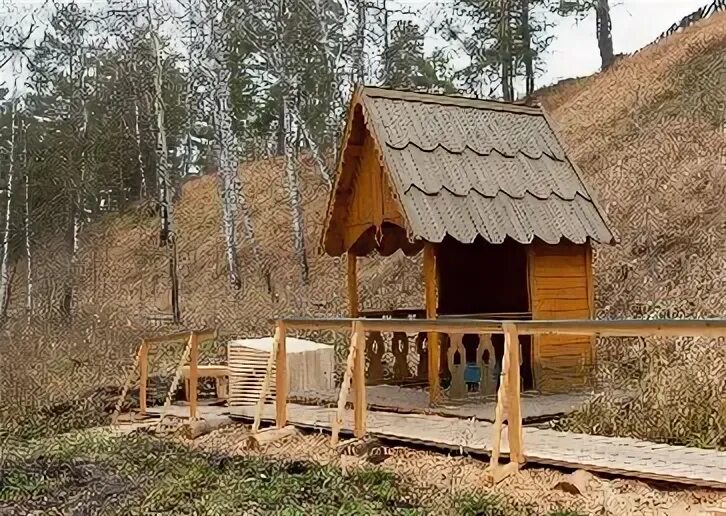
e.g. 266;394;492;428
264;317;726;482
112;328;217;424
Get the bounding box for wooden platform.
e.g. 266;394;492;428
230;402;726;489
288;385;589;422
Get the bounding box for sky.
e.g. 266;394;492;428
0;0;713;94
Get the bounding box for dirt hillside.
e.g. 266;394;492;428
2;12;725;414
539;11;726;320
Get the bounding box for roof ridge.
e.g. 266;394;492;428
401;184;593;203
361;86;543;116
384;140;566;162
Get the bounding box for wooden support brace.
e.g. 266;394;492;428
156;333;194;430
331;321;360;445
253;326;280;433
111;341;145;425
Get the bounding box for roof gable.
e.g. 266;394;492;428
322;86;616;256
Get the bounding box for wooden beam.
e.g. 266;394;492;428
504;323;524;464
143;328;216;345
189;331;199;420
353;321;366;438
156;334;194;430
347;252;359;317
111;341;144;424
489;327;511;469
275;321;288;428
253;327;280;433
423;242;440;405
139;340;149;415
331;322;359;445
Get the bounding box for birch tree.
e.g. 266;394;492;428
22;117;31;316
201;0;254;290
0;95;18;319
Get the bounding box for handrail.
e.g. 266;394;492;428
275;317;726;337
142;328;217;345
267;316;726;483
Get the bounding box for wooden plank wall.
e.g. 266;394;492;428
528;241;594;393
343;132;405;250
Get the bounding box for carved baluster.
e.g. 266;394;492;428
415;332;428;380
366;331;384;385
447;333;467;399
477;333;497;396
391;332;410;380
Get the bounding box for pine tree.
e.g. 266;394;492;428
556;0;614;70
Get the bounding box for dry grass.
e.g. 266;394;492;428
1;12;725;453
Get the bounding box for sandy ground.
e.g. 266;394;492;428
184;423;726;516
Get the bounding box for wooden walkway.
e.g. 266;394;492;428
230;402;726;489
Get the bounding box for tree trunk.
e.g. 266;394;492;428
521;0;534;96
150;22;182;321
276;101;286;156
208;4;259;291
596;0;614;70
22;118;32;317
134;100;148;200
0;100;17;320
282;95;309;284
355;0;366;85
500;0;513;101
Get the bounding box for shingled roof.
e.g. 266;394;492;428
323;86;616;255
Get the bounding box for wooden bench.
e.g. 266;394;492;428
181;365;229;401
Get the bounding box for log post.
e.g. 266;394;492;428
275;321;288;428
139;340;149;415
353;321;366;438
423;242;440;404
347;252;358;317
331;321;359;445
504;323;524;464
189;331;199;420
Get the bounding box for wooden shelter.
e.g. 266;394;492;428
322;86;616;398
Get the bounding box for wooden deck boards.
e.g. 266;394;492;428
229;402;726;489
288;384;589;422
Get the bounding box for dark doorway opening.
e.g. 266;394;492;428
437;237;534;391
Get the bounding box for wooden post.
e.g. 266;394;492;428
139;340;149;415
423;242;440;404
353;321;366;438
253;326;280;433
331;321;359;445
347;252;358;317
189;331;199;420
504;323;524;464
489;330;511;469
276;321;288;428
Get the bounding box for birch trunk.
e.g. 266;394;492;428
0;99;17;319
281;95;309;284
134;101;148;199
149;15;182;321
150;28;173;245
22;118;32;316
208;2;259;289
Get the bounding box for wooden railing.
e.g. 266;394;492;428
256;317;726;482
111;328;217;424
